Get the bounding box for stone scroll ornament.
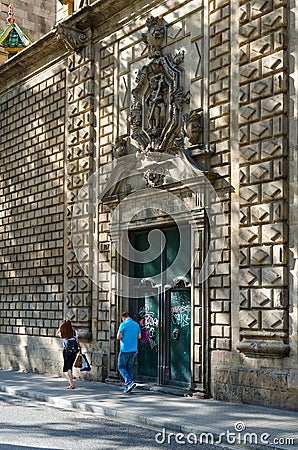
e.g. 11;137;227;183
129;16;189;154
56;23;87;52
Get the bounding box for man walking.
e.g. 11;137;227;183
117;312;141;393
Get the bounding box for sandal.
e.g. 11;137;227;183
67;385;75;389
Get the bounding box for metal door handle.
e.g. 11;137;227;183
172;328;180;340
149;329;156;340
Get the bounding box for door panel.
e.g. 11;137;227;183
130;226;191;387
170;290;191;385
136;294;159;381
165;227;191;285
133;231;162;282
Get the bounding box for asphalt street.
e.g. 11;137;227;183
0;392;217;450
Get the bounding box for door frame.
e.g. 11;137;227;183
108;198;209;395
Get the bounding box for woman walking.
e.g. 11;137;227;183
56;320;81;389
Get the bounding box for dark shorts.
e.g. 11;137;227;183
63;349;77;372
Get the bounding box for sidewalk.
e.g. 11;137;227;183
0;369;297;450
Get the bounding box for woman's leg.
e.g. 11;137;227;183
67;369;74;388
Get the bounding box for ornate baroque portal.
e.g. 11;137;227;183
102;16;212;394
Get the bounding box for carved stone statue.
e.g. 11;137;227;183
112;136;128;158
130;16;189;154
142;16;166;58
184;109;203;146
147;74;167;130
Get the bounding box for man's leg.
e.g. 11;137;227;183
125;352;137;392
118;351;130;386
126;351;137;383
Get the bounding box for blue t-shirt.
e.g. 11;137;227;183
118;318;141;352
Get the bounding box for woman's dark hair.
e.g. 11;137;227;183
59;320;74;339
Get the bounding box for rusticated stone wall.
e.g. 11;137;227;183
208;0;297;410
0;67;65;338
0;0;296;409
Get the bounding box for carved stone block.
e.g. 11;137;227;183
251;246;272;265
239;268;261;286
239;125;249;144
262;8;286;33
250;161;271;182
261;94;286;118
251;288;272;308
240;61;261;82
251;0;273;18
239;310;260;329
240;4;250;25
261;222;287;244
239;247;249;265
251;203;270;223
273;289;288;308
240;166;249;184
261;137;285;159
239;103;259;123
262;309;286;330
250;35;273;60
272;244;287;265
240;207;249;225
272;201;287;221
240;289;250;308
250;120;272;142
261;267;287;286
240;143;259;163
239;85;250;104
262;180;286;201
239;226;260;245
262;51;286;75
239;22;260;43
240;185;260;204
251;78;272;100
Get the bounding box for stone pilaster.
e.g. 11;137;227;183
237;0;289;357
65;44;94;339
209;0;232;351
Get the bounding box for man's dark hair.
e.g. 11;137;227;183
121;312;130;319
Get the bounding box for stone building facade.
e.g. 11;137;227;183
0;0;297;410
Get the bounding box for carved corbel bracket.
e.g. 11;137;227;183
56;23;88;52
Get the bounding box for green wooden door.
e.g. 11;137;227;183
136;293;159;381
130;226;191;386
170;289;191;385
